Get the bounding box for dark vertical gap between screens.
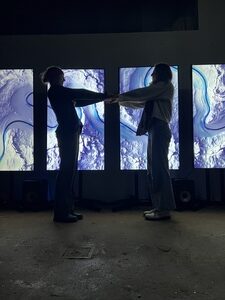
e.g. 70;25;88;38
34;68;47;173
104;67;120;172
178;64;194;177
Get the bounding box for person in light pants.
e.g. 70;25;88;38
110;63;176;220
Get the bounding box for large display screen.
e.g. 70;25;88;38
47;69;105;170
193;64;225;168
120;66;179;170
0;69;33;171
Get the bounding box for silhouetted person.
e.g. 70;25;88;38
41;66;107;222
110;63;176;220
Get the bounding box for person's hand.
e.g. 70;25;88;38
104;94;119;104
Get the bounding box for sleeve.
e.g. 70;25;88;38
63;87;106;107
118;82;170;105
119;101;145;109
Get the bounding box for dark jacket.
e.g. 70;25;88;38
48;85;106;132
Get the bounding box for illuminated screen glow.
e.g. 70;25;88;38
193;64;225;168
120;66;179;170
47;69;105;170
0;69;33;171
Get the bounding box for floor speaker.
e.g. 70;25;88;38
21;179;49;211
172;179;196;211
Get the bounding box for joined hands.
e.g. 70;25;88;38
104;94;119;104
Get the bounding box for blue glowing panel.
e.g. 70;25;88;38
0;69;33;171
47;69;104;170
193;64;225;168
120;66;179;170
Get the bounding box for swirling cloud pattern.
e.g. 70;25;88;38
0;69;33;171
193;64;225;168
120;66;179;170
47;69;104;170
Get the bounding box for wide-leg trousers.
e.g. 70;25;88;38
54;128;80;218
147;118;176;211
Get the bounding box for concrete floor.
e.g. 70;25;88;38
0;207;225;300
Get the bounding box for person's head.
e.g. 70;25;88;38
151;63;172;83
40;66;65;86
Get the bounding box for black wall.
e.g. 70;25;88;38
0;0;198;34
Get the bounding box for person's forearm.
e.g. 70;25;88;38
119;101;145;109
119;92;156;103
75;89;106;100
76;98;103;107
118;83;169;103
118;88;149;103
72;89;106;106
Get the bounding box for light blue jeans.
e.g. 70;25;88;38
147;118;176;211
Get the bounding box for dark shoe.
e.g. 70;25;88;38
71;211;83;220
53;214;78;223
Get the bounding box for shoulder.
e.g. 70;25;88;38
48;85;65;99
157;81;174;91
148;81;167;90
49;85;69;94
48;85;62;92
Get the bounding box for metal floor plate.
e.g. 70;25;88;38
63;245;95;259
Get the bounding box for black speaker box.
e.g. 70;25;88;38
21;179;49;211
172;179;196;211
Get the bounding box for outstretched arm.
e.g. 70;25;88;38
119;84;157;102
63;87;107;107
118;82;174;106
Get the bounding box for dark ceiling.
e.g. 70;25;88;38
0;0;198;35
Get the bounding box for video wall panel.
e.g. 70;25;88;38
0;69;33;171
47;69;105;170
119;66;179;170
193;64;225;168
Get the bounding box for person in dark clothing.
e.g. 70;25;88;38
41;66;107;222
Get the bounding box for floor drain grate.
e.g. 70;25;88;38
63;245;95;259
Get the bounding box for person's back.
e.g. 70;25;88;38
48;85;81;132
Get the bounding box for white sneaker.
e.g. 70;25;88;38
143;208;157;216
145;210;171;221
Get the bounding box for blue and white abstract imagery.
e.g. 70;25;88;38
193;64;225;168
119;66;179;170
0;69;33;171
